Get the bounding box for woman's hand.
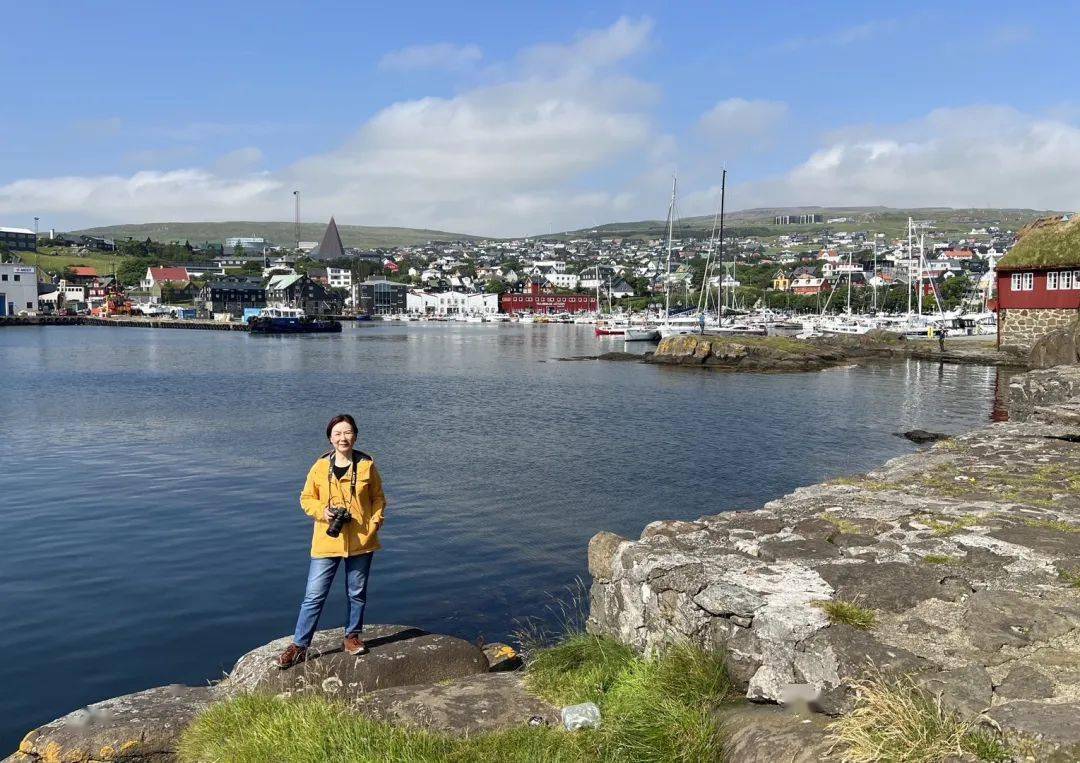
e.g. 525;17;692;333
323;508;335;523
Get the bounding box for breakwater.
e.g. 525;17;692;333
0;315;249;331
587;363;1080;758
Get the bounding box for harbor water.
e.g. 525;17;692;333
0;323;1007;750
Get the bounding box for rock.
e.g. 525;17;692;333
795;624;933;715
561;701;601;731
815;562;966;614
1028;318;1080;369
482;642;523;672
588;531;628;583
219;625;490;700
985;701;1080;761
916;663;992;720
995;663;1055;699
351;672;558;736
721;704;837;762
596;351;643;362
962;591;1073;654
14;684;213;763
896;429;952;444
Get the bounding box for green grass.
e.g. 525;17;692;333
26;249;125;277
997;215;1080;269
1061;568;1080;589
814;599;877;630
178;636;737;763
819;513;863;535
828;673;1012;763
921;554;956;565
1024;518;1080;533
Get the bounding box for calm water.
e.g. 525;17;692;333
0;324;1005;749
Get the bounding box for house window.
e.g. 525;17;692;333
1072;271;1080;290
1048;271;1059;290
1022;272;1034;291
1063;271;1074;290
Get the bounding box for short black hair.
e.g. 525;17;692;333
326;414;358;440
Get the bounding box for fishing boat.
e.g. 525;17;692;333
249;306;342;334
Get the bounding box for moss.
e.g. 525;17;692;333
996;215;1080;269
1060;568;1080;589
814;599;876;630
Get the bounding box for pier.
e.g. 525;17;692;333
0;315;249;331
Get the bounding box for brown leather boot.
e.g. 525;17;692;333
344;634;367;655
275;643;308;669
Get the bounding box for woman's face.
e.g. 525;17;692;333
329;421;357;455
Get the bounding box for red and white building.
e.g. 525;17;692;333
499;279;597;314
994;247;1080;350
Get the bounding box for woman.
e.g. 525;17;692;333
276;413;386;669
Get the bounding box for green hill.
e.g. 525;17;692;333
69;221;487;249
546;207;1064;242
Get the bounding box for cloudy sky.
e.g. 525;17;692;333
2;0;1079;236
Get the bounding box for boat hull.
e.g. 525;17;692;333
249;317;342;334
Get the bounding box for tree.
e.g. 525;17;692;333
161;281;178;304
484;279;503;294
116;257;152;286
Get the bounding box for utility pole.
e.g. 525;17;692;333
33;216;39;270
293;191;300;251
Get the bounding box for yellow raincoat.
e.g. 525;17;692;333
300;451;386;558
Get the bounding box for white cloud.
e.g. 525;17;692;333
740;105;1080;211
698;98;788;149
0;17;660;236
378;43;483;72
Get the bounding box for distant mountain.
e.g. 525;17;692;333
69;221;486;249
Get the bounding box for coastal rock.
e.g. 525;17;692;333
13;684;213;763
896;429;952;444
219;624;490;700
482;642;523;672
721;705;836;762
646;334;848;372
588;364;1080;738
985;701;1080;761
351;672;558;735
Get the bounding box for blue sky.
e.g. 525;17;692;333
2;0;1079;235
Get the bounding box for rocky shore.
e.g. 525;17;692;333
587;363;1080;759
603;332;1027;372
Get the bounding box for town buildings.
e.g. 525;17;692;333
499;279;598;314
355;277;407;315
200;277;266;316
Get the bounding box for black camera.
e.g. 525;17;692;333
326;507;352;538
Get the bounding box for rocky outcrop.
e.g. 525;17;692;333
219;625;489;700
647;334;849;371
9;626;532;762
588;364;1080;754
1008;364;1080;422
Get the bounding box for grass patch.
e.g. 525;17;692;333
1061;568;1080;589
921;554;956;565
1024;518;1080;533
819;513;863;535
828;673;1011;763
814;599;877;630
827;478;890;493
179;636;737;763
914;514;981;537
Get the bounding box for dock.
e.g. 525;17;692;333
0;315;249;331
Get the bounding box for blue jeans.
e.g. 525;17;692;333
292;553;373;648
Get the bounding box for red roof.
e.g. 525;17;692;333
149;267;189;283
70;266;98;277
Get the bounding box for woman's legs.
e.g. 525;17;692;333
292;557;339;647
343;552;373;636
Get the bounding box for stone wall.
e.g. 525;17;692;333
1000;307;1079;352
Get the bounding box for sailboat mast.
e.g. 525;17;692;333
917;232;925;316
665;176;676;320
907;217;914;317
717;168;725;311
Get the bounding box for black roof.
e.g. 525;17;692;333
312;217;346;260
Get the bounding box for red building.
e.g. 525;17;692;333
994;216;1080;350
499;280;597;314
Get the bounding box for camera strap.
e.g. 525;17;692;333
323;450;358;511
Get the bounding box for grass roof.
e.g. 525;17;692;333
997;214;1080;269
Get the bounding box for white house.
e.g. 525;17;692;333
327;267;352;290
407;290;498;316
